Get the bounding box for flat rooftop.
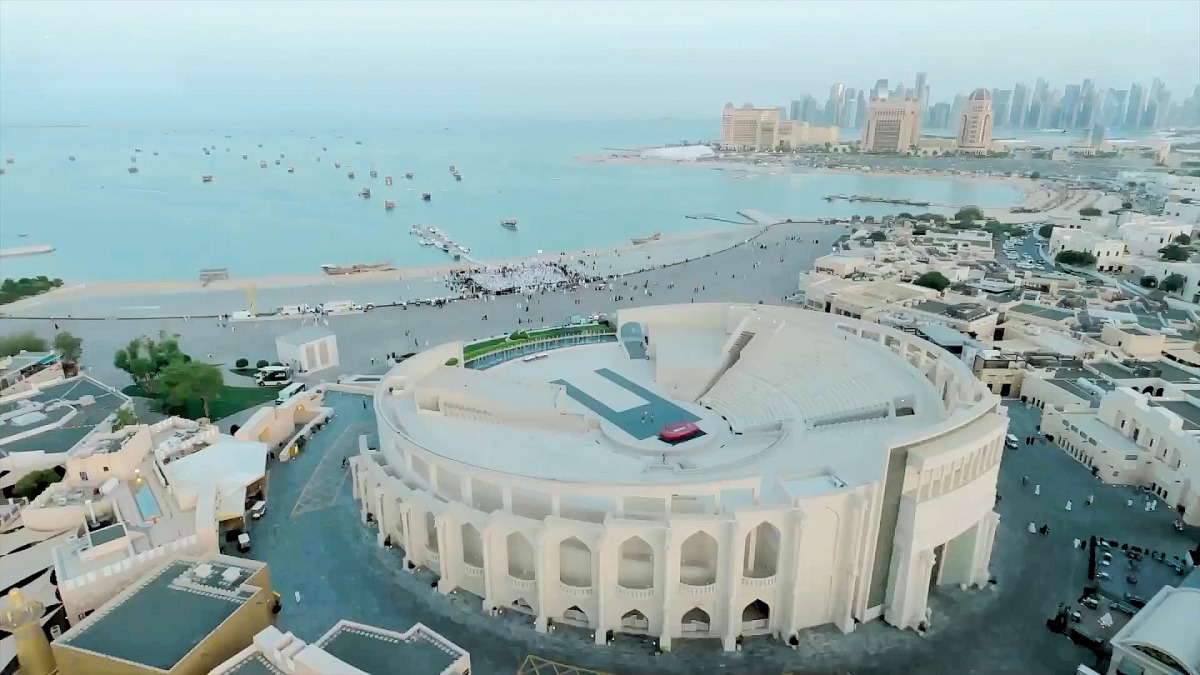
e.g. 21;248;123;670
1009;303;1075;322
58;558;262;671
0;377;126;454
1149;399;1200;431
315;622;463;675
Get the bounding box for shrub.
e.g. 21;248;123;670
913;271;951;292
1079;207;1102;217
1159;244;1190;262
271;361;283;367
1055;250;1097;266
13;469;61;500
1160;273;1187;293
1174;234;1191;245
1140;275;1158;289
868;231;887;242
1030;171;1041;179
235;358;249;368
255;359;269;369
445;357;459;366
0;331;49;358
1038;224;1056;238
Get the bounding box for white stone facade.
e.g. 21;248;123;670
352;304;1006;650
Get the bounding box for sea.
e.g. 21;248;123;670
0;118;1024;282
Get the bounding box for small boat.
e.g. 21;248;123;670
384;176;393;185
421;192;431;201
454;173;462;182
280;153;285;158
359;187;371;198
130;156;137;162
322;146;327;151
384;200;395;210
128;166;139;173
501;219;517;229
258;143;263;148
370;169;378;178
317;157;321;162
274;159;281;165
68;155;76;161
449;164;456;173
201;174;213;182
355;140;363;145
631;233;661;245
211;145;216;150
242;154;249;159
203;149;210;155
260;160;267;168
404;172;413;179
440;243;450;252
4;157;14;164
152;151;159;156
288;166;295;173
334;162;341;168
18;233;29;237
134;147;142;153
321;262;393;275
348;170;355;179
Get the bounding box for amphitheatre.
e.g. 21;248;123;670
351;302;1007;651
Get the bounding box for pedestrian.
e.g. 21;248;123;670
1127;498;1134;508
1085;494;1093;506
1065;500;1072;511
295;591;302;603
362;399;367;409
1073;538;1081;549
1034;484;1040;496
1028;521;1036;534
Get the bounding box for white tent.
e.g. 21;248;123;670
276;327;339;374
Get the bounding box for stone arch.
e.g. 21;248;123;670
1155;387;1164;397
743;522;780;578
461;522;483;567
681;607;711;634
620;608;649;632
559;537;592;587
562;605;589;626
1143;385;1155;395
617;536;654;589
506;532;535;580
679;531;718;586
742;598;771;624
424;512;438;552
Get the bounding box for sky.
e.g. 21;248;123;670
1;0;1198;123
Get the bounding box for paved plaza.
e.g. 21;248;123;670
225;392;1199;675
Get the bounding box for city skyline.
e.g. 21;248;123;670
0;0;1197;123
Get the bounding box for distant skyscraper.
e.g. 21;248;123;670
1060;84;1082;128
915;72;928;112
840;88;858;128
1125;83;1146;128
827;82;845;127
1010;83;1029;128
1088;123;1106;148
949;93;967;131
856;91;868;131
790;100;802;122
872;79;889;100
957;88;994;153
927;102;951;130
862;96;921;152
991;89;1012;129
1102;89;1127;128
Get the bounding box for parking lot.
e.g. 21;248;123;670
996;227;1054;273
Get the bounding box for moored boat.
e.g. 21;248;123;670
201;174;213;182
68;155;76;161
421;192;431;201
128;166;139;173
242;154;249;159
501;219;517;229
359;187;371;198
404;172;413;179
631;233;661;245
370;169;378;178
348;170;355;179
287;166;295;173
4;157;14;164
384;176;393;185
384;200;395;210
334;162;341;168
454;173;462;182
260;160;267;168
274;159;281;165
320;262;394;275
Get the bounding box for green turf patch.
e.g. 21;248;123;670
121;384;277;421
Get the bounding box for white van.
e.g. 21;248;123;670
1005;434;1019;449
275;382;306;405
255;366;292;387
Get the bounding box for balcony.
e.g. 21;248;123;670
678;582;717;597
559;582;594;598
425;550;440;565
465;564;484;578
508;576;535;591
741;575;777;589
616;585;656;600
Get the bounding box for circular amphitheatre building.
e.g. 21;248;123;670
352;303;1007;651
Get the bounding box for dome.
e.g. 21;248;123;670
969;88;991;101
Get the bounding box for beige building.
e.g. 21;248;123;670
720;103;836;151
1107;583;1200;675
957;89;993;154
861;97;921;152
51;555;278;675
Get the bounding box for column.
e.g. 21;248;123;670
722;522;746;651
838;494;869;632
502;487;513;513
481;524;496;612
398;504;412;569
436;514;460;595
659;530;680;652
375;491;388;547
783;510;807;636
534;530;553;632
594;531;611;645
969;512;1000;588
461;476;474;509
410;508;429;567
884;547;934;630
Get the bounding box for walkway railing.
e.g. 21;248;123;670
465;333;617;370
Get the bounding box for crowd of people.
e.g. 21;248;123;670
448;258;597;296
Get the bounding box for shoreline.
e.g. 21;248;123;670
2;164;1060;310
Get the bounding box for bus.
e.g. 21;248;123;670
275;382;307;405
255;366;293;387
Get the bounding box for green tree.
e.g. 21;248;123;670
1055;250;1097;266
896;212;915;220
111;406;139;432
256;359;270;369
1121;201;1133;209
0;331;49;358
13;469;61;500
1038;224;1056;238
53;331;83;366
1159;244;1191;262
913;271;951;292
235;358;249;369
159;360;224;419
954;206;984;222
1079;207;1103;217
1174;234;1191;245
1030;171;1041;179
868;231;887;242
444;357;460;366
113;331;186;396
1160;273;1187;294
1140;275;1159;289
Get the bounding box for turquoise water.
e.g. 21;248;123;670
0;119;1021;282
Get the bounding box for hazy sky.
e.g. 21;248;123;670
1;0;1197;122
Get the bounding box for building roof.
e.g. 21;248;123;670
277;326;335;347
315;622;465;675
1111;587;1200;675
162;440;268;521
57;558;264;671
968;88;991;101
1009;303;1075;322
0;377;127;454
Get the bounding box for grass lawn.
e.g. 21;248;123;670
121;384;277;421
462;324;612;361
